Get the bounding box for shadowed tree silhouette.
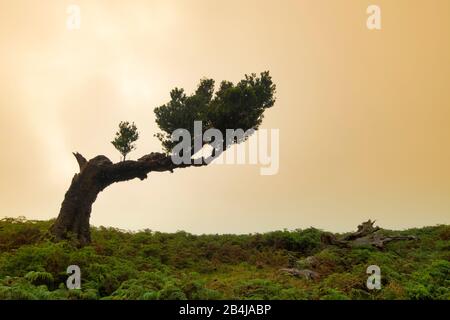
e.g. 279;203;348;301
50;72;276;245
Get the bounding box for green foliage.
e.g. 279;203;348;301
0;217;49;251
263;228;323;254
154;72;276;153
111;121;139;161
405;260;450;300
0;218;448;300
25;271;54;287
235;279;284;300
320;289;350;300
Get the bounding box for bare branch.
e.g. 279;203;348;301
370;235;418;249
72;152;87;171
342;219;381;241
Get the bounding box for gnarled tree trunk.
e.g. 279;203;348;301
50;152;204;245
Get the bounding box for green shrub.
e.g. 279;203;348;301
24;271;54;287
320;289;350;300
234;279;283;300
0;218;448;300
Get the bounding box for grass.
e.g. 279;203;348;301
0;217;448;300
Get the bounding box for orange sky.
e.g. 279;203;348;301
0;0;449;233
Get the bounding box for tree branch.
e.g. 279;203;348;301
342;219;380;241
92;152;207;186
369;235;418;249
72;152;88;172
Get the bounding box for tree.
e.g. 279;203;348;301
111;121;139;161
50;72;276;245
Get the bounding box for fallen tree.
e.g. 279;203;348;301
281;220;418;279
321;220;418;249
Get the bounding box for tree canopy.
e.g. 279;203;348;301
154;71;276;153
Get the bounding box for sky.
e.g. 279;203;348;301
0;0;449;234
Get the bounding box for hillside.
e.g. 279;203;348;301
0;217;448;300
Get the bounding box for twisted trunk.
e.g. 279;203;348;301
50;152;204;245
